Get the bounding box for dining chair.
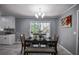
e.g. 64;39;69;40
20;34;31;54
47;35;58;54
54;35;59;54
20;34;25;54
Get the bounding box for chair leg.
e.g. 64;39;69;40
24;52;28;55
51;52;57;55
55;47;58;55
24;52;26;55
56;51;58;55
51;53;54;55
21;47;23;54
21;47;22;54
55;50;58;55
54;53;57;55
27;53;28;55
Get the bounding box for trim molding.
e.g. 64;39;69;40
59;44;73;55
63;4;77;14
60;4;77;19
76;10;79;55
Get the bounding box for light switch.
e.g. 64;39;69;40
73;32;76;35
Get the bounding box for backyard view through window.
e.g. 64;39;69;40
30;22;50;39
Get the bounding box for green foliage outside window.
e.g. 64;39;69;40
31;23;40;33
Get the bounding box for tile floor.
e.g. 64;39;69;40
0;43;71;55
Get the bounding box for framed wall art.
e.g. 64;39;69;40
61;15;72;28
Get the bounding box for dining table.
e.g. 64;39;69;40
24;39;58;55
24;39;57;48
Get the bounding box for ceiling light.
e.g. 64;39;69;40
35;13;39;18
35;8;45;19
41;13;45;18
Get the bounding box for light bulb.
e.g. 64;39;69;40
21;34;23;36
38;12;41;16
41;13;45;18
35;8;45;18
35;13;38;18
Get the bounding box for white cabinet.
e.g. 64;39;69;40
5;16;15;28
8;34;15;44
0;16;15;29
0;34;15;44
0;35;4;44
0;16;15;44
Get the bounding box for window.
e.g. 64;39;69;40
30;21;50;38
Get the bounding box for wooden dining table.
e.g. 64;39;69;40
24;39;57;47
24;39;58;55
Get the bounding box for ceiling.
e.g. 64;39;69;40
0;4;75;18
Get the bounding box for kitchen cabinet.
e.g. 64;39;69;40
0;34;15;44
0;16;15;44
0;16;15;29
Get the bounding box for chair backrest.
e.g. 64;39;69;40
54;34;59;41
53;35;59;48
54;34;58;45
20;34;25;46
48;35;59;48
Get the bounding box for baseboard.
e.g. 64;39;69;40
59;44;73;55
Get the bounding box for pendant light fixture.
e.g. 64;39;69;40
35;8;45;18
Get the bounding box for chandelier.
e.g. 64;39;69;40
35;8;45;18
